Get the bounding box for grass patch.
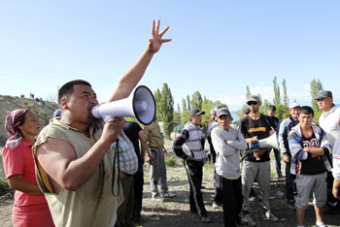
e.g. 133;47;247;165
165;156;177;167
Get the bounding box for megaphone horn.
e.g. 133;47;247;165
92;85;156;125
249;132;279;151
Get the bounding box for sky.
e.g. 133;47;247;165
1;0;340;111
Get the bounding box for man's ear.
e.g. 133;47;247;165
61;97;69;109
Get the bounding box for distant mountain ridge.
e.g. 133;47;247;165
0;95;59;146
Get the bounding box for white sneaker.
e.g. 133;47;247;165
160;192;176;198
242;214;256;226
152;192;163;201
265;210;279;222
315;221;327;227
212;202;222;208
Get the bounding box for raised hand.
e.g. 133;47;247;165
148;19;171;53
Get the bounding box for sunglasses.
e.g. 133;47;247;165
248;101;258;106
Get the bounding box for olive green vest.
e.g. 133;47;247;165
33;119;124;227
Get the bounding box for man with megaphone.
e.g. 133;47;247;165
239;95;279;226
32;20;171;227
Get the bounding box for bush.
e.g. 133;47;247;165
165;156;177;167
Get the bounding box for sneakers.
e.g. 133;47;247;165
160;192;176;198
242;213;256;226
265;210;279;222
315;221;327;227
288;203;295;210
201;216;212;223
212;202;222;209
151;192;163;201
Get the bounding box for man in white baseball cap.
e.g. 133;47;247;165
278;102;300;210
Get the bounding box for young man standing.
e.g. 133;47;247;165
211;108;247;227
278;102;300;209
173;109;211;223
267;105;283;178
289;106;332;227
240;95;278;226
143;118;175;199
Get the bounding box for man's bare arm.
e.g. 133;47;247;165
36;118;121;192
106;20;171;102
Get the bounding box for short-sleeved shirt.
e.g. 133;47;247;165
319;106;340;147
240;114;275;162
298;132;327;175
2;138;47;207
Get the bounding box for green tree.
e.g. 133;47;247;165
159;83;174;139
154;89;162;120
181;98;187;111
191;91;203;110
186;95;191;110
273;76;281;105
310;78;323;112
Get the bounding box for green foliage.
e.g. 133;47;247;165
310;78;323;112
159;83;174;139
235;104;249;120
260;99;270;115
186;95;191;110
181;98;187;111
273;76;281;105
181;110;189;124
165;156;177;167
282;79;288;106
154;89;162;120
191;91;203;110
313;110;322;124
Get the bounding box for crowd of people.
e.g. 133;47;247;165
2;20;340;227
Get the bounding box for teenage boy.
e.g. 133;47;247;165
211;108;247;227
289;106;332;227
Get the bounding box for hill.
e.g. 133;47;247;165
0;95;59;146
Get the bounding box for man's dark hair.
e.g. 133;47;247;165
268;105;276;112
298;106;314;117
58;80;92;104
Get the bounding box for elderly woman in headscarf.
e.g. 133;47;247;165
2;109;54;227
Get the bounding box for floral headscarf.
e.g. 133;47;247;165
4;108;29;151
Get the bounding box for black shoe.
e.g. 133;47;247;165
201;216;211;223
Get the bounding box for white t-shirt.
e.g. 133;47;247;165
319;106;340;147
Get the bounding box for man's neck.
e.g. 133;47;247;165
300;125;313;136
60;117;90;136
322;106;333;115
249;112;261;120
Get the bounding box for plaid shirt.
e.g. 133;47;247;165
111;132;138;175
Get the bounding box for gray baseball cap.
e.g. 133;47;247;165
316;90;332;100
189;109;205;117
216;108;231;118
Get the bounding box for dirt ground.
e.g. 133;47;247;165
1;151;340;227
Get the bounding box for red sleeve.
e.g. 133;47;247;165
2;146;25;178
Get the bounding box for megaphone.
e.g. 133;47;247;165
92;85;156;125
249;132;279;151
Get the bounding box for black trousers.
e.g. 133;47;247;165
133;164;144;220
218;175;243;227
184;160;207;217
